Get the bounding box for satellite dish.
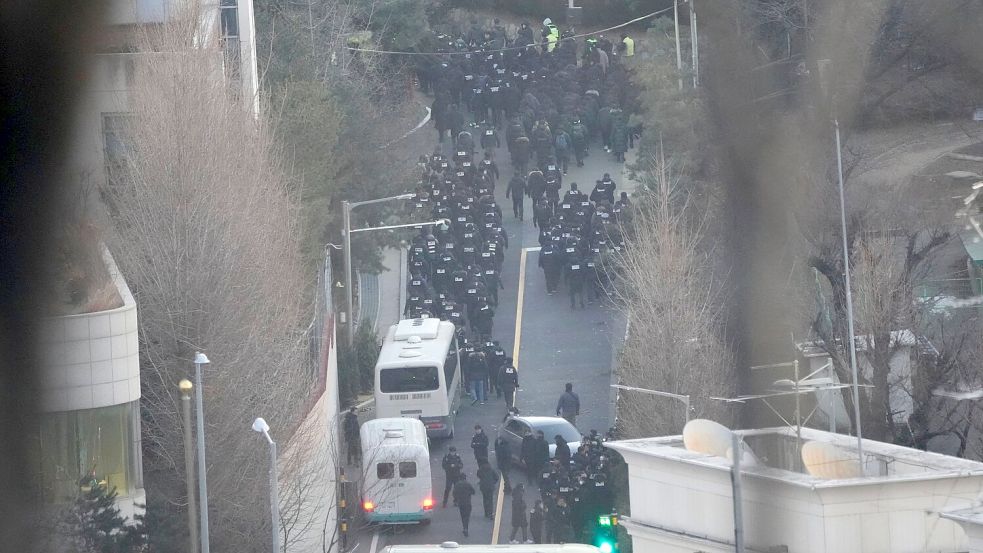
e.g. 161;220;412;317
683;419;733;458
801;440;862;479
683;419;760;466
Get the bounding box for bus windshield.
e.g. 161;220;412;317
379;366;440;393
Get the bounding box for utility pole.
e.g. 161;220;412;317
674;0;683;90
731;433;745;553
342;200;354;347
690;0;699;87
834;119;865;475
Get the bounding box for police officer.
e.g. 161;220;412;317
494;434;513;494
506;171;526;220
453;474;476;537
471;424;490;464
538;242;562;295
565;257;586;309
500;358;519;409
342;406;360;466
477;460;499;518
442;446;465;507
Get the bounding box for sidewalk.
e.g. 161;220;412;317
357;247;405;340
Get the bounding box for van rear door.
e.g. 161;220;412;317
370;459;401;516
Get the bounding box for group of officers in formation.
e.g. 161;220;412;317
394;14;633;544
441;425;616;543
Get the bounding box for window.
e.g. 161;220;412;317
399;462;417;478
377;463;394;479
33;402;141;504
443;349;458;397
102;113;133;189
506;420;527;436
219;0;241;92
379;366;440;393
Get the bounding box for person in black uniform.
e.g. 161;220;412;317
500;359;519;409
506;171;526;220
494;434;513;494
453;474;476;536
565;258;586;309
471;424;490;463
538;243;562;294
442;446;465;507
477;460;499;518
342;406;360;466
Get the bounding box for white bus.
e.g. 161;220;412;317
374;318;462;438
360;418;433;525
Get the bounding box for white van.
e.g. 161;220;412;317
381;543;601;552
374;318;462;438
360;418;433;524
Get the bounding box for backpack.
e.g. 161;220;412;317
556;132;569;150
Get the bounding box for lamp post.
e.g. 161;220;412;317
252;417;280;553
610;384;691;424
341;193;416;346
179;380;199;553
834;119;865;474
193;352;211;553
673;0;684;90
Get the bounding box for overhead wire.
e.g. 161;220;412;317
342;6;674;56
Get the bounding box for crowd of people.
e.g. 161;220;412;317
396;14;635;544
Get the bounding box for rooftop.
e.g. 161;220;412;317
606;426;983;489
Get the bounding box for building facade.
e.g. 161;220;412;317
607;427;983;553
33;249;145;520
33;0;262;519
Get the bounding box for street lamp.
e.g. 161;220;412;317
179;380;199;553
252;417;280;553
340;193;415;346
610;384;691;423
193;352;211;553
341;192;448;345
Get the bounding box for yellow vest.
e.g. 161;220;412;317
547;33;558;52
623;36;635;57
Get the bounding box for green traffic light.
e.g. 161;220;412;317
599;542;614;553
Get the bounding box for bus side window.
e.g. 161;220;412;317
399;461;417;478
377;463;394;479
444;348;458;397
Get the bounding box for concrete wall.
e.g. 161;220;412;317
277;315;340;553
37;249;140;412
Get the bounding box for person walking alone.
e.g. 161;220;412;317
477;461;499;519
342;406;360;466
453;474;476;537
556;382;580;426
471;424;490;464
509;483;530;543
442;446;465;507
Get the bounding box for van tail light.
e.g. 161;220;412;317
363;500;375;512
422;497;434;510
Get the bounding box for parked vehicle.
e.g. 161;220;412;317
498;415;582;465
360;418;434;524
374;318;462;438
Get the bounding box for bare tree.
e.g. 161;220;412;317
612;158;737;438
101;10;316;551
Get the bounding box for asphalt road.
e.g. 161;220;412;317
353;109;627;552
